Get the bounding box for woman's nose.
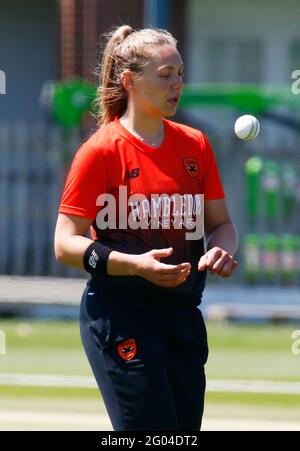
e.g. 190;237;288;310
172;75;183;90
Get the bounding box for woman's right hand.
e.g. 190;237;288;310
133;247;191;288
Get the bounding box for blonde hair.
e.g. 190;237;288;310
94;25;177;127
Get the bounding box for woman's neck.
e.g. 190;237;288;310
119;108;164;145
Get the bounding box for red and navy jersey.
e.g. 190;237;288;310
59;117;225;306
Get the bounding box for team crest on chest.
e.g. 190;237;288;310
183;157;199;178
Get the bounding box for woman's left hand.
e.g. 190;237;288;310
197;247;238;278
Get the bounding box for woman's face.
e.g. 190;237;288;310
130;45;184;118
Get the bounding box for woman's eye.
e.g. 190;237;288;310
159;73;184;79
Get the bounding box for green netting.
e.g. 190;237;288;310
51;79;96;127
180;84;299;113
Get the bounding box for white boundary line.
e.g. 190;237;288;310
207;380;300;394
1;373;300;394
0;374;96;388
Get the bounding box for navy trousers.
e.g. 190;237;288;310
79;279;208;431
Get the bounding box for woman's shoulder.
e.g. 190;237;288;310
83;122;117;152
164;119;207;146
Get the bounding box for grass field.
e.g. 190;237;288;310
0;319;300;430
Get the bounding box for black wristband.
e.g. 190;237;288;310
83;241;113;276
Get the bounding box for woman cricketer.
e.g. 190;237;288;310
54;25;238;431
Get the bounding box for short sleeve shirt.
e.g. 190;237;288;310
59;117;225;306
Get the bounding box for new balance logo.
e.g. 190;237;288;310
88;250;99;269
126;168;140;179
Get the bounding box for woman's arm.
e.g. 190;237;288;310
198;199;238;278
54;214;94;269
54;214;191;287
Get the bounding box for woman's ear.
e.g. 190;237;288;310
121;70;134;92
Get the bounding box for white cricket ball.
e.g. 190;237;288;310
234;115;260;140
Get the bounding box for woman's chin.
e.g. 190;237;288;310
162;106;178;117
